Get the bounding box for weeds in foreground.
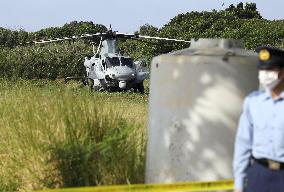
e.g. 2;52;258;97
0;80;147;191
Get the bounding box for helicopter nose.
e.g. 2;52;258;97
111;67;135;81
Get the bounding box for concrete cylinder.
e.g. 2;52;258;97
146;38;258;183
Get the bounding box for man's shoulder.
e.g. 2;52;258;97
247;90;264;97
245;90;265;102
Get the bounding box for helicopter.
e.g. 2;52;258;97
32;26;191;93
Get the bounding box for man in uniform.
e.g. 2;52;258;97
233;46;284;192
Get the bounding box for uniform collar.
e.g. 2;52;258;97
262;89;284;101
262;90;271;101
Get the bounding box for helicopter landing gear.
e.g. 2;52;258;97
82;78;88;86
87;78;106;92
135;82;145;94
87;78;94;91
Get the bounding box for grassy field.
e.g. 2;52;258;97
0;79;148;191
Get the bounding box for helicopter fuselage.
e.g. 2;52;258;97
32;27;189;93
84;52;147;92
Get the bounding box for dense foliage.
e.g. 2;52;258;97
122;2;283;62
0;2;284;79
158;2;284;50
0;21;107;48
0;41;91;79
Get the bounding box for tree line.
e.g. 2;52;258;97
1;2;284;79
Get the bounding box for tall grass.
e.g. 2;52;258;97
0;80;147;191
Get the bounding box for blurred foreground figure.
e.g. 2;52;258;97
234;46;284;192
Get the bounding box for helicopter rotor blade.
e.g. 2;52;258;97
32;32;107;44
19;29;190;46
115;32;136;38
138;35;191;43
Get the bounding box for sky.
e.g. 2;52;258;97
0;0;284;33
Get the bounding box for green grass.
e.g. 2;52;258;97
0;79;148;191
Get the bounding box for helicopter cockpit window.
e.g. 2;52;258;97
106;57;120;67
121;58;133;68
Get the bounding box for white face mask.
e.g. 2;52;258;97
258;70;282;90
